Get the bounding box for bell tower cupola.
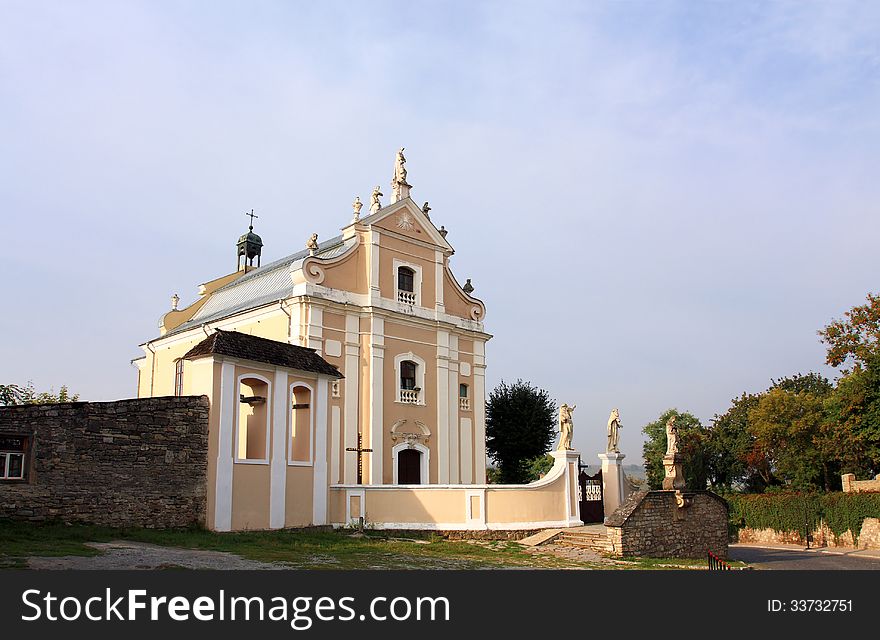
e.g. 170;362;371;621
237;209;263;271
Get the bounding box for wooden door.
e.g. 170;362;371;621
398;449;422;484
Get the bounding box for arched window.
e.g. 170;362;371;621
393;260;421;305
398;266;415;293
394;352;426;405
399;360;418;403
290;384;313;465
174;360;184;396
237;376;270;462
459;383;470;411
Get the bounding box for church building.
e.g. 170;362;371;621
132;150;494;530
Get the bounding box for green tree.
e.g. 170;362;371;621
706;392;762;491
747;387;831;490
485;380;556;484
642;409;708;490
0;382;79;406
819;292;880;370
823;352;880;478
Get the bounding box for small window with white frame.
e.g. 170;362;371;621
393;259;422;306
0;435;29;481
459;383;470;411
395;352;426;405
174;359;184;396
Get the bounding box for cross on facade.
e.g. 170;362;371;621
345;432;372;485
245;209;259;229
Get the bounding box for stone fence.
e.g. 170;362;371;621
736;518;880;550
605;490;729;559
842;473;880;494
0;396;210;528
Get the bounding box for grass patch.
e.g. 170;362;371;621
0;520;601;570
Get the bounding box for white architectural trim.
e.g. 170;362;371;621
345;488;366;525
391;442;431;485
473;340;487;484
330;405;341;485
369;316;384;484
392;257;423;307
460;417;473;484
288;382;315;466
329;520;575;531
465;489;486;527
434;250;445;313
214;361;236;531
234;372;272;464
269;369;288;529
313;377;329;525
343;313;360;484
393;351;427;405
447;334;459;483
436;330;450;484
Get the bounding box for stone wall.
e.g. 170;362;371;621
605;490;729;559
736;517;880;550
0;396;209;528
841;473;880;494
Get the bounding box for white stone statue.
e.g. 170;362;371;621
557;403;576;451
306;233;319;253
171;293;179;311
370;186;383;214
394;147;407;184
665;415;679;456
352;196;363;221
606;408;622;453
391;147;411;203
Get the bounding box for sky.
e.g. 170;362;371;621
2;0;879;463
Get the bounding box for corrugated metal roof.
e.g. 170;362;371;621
166;235;350;336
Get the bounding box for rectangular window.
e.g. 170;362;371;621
0;435;28;480
174;360;184;396
459;383;468;398
238;377;269;461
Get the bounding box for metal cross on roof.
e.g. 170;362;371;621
245;209;259;229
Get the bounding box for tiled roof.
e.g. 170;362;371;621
166;235;351;337
182;330;344;378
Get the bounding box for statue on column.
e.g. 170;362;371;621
352;196;363;222
370;186;383;214
665;415;679;455
306;233;319;255
606;408;622;453
557;403;575;450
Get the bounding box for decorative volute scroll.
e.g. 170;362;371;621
443;264;486;321
291;235;361;287
389;419;431;447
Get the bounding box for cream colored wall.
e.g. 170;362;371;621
231;463;270;530
284;466;314;527
328;453;579;529
361;489;467;524
315;244;369;294
377;234;436;305
139;311;290;399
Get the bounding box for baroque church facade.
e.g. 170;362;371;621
133;151;491;529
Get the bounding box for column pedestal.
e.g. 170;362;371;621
598;452;626;518
550;449;583;527
662;454;686;490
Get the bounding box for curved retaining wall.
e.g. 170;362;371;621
329;450;582;530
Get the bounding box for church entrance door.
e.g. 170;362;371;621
398;448;422;484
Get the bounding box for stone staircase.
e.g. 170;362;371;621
555;526;612;554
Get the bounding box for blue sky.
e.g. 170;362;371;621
2;1;879;461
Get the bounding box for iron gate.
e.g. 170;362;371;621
578;468;604;523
